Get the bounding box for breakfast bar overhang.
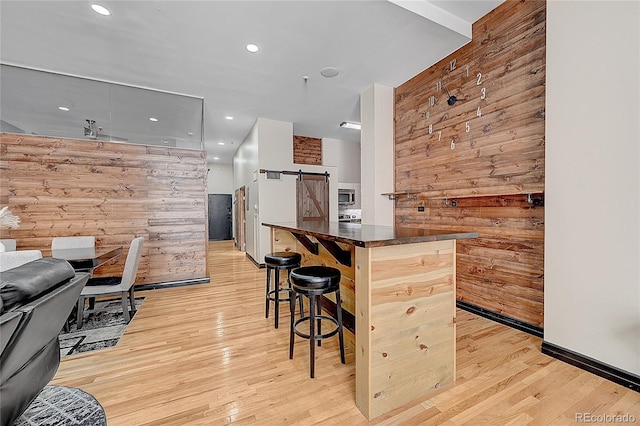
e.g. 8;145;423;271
263;221;478;420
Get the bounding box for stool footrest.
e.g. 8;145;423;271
267;288;296;303
293;315;340;340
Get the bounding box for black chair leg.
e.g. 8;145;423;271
289;288;296;360
265;266;271;319
316;296;322;347
274;268;280;329
336;288;345;364
309;294;316;379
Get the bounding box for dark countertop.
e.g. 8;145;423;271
262;221;478;248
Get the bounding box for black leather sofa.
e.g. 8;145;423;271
0;258;89;426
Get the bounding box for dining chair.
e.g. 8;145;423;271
0;239;17;252
76;237;144;329
51;236;95;250
0;250;43;272
51;236;96;275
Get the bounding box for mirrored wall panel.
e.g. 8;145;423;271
1;64;203;149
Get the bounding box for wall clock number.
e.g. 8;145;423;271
477;106;482;117
450;59;456;71
466;65;470;77
476;72;483;85
429;124;433;134
438;130;442;141
436;81;442;91
465;121;470;133
425;111;430;119
429;96;435;107
451;140;455;150
480;87;486;100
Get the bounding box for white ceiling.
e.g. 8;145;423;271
0;0;503;164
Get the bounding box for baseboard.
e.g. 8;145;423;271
456;300;544;338
541;341;640;393
245;253;265;269
135;277;210;291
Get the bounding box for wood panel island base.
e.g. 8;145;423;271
263;221;477;420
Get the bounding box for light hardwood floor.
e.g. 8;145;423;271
53;241;640;425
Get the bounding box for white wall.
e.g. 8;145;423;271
545;1;640;375
207;162;233;194
234;118;338;264
256;118;295;265
360;83;394;226
233;123;259;260
322;137;361;184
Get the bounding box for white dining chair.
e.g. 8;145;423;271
51;236;95;250
76;237;144;329
0;250;43;272
0;239;17;251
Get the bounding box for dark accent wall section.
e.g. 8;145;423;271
0;133;208;285
394;1;546;327
293;135;322;165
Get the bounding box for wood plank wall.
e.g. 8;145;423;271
293;135;322;165
0;133;208;285
393;1;545;327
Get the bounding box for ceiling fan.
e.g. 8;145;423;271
84;119;128;142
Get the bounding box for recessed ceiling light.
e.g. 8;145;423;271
225;116;234;120
218;142;225;145
187;132;194;136
213;157;220;160
321;67;340;78
149;117;158;122
58;106;70;111
91;4;111;16
162;140;168;144
340;121;361;130
246;44;259;53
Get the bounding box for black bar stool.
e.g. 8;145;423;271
265;251;302;328
289;265;345;378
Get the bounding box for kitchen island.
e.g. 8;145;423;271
262;221;477;420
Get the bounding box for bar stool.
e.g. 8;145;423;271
289;265;345;378
265;251;302;328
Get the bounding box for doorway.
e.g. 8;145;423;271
208;194;232;241
234;186;246;251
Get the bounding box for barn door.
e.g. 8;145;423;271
296;174;329;223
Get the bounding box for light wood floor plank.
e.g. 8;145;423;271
51;240;640;424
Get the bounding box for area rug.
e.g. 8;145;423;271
59;297;144;357
15;385;106;426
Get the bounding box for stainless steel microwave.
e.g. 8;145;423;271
338;189;355;205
